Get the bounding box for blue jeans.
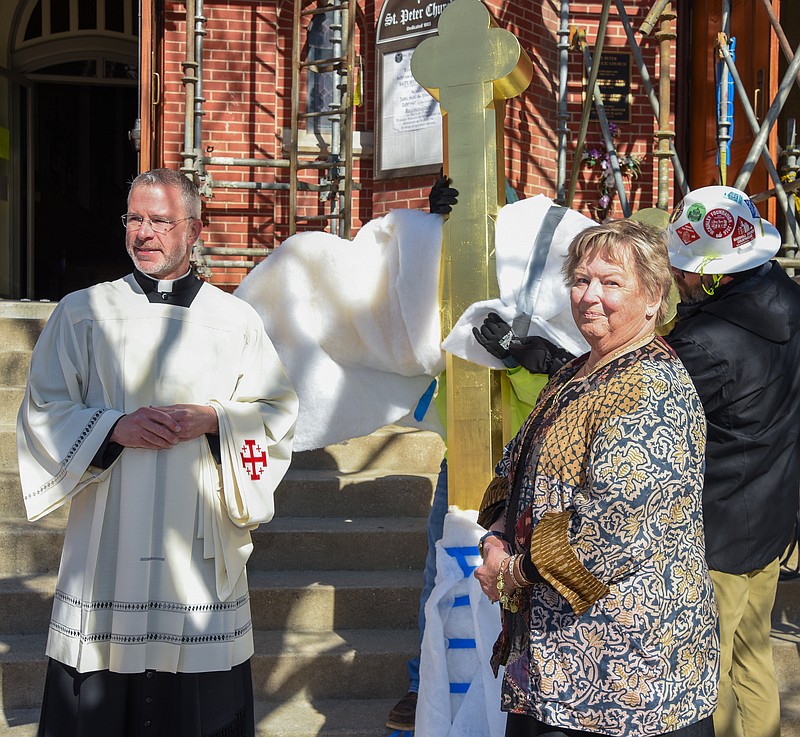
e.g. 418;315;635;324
407;459;448;692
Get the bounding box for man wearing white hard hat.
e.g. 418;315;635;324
665;186;800;737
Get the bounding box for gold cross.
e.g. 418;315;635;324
412;0;531;510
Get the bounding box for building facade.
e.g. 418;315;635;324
0;0;793;299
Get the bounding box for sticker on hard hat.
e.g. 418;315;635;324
732;216;756;248
670;200;684;223
723;190;743;205
676;223;700;245
703;208;735;239
744;198;760;219
686;203;706;222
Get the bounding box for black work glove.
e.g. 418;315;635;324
473;313;519;367
508;335;576;376
429;173;459;214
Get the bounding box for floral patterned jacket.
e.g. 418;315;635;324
490;337;719;736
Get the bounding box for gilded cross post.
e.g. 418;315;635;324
412;0;532;510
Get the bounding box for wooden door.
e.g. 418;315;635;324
688;0;779;219
138;0;163;172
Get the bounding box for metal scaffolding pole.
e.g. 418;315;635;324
731;41;800;193
718;42;800;244
716;59;731;186
757;0;800;95
193;0;207;187
639;0;672;36
180;0;199;180
582;40;631;216
327;3;344;231
290;1;356;239
781;119;799;250
566;0;612;209
555;0;570;204
654;2;675;209
614;0;688;197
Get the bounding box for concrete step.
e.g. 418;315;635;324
0;640;798;736
0;628;416;711
0;464;435;522
1;424;444;480
0;390;22;427
0;517;428;577
0;519;66;578
0;429;19;475
275;469;435;518
249;517;426;572
1;697;403;737
774;575;800;622
0;315;52;354
3;697;800;737
0;301;56;321
0;569;423;636
292;427;445;475
0;353;30;389
783;696;800;737
0;472;69;524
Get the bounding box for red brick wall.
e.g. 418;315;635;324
157;0;677;290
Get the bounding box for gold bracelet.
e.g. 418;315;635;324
496;556;521;613
513;554;533;587
508;554;526;588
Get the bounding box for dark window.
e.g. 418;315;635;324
51;0;70;34
24;0;42;40
105;60;137;80
105;0;124;32
36;60;98;77
307;12;335;133
78;0;97;30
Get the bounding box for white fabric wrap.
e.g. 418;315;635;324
416;509;505;737
442;195;593;365
16;276;298;673
235;208;446;450
235;198;594;450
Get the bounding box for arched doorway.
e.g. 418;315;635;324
12;0;139;299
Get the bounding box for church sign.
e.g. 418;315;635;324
375;0;454;178
587;51;632;124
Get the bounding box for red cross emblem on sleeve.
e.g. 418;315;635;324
240;439;268;481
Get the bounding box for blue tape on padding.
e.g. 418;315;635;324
453;595;470;607
447;638;476;649
388;732;413;737
445;545;481;577
413;379;437;422
450;682;470;694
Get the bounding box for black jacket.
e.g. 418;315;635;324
666;261;800;574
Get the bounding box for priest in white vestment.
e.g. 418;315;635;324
16;169;298;737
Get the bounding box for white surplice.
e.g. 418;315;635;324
17;274;298;674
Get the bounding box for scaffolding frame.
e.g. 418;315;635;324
171;0;798;276
559;0;800;266
175;0;359;277
562;0;686;213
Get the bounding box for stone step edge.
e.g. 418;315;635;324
0;516;428;534
0;301;57;319
0;629;419;665
0;466;439;495
3;698;404;737
0;568;423;596
4;699;800;737
2;626;799;662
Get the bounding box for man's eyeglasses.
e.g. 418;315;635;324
121;214;194;234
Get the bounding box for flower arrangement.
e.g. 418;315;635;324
581;123;642;221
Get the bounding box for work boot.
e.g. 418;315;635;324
386;690;418;731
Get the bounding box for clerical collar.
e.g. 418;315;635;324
133;269;203;307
